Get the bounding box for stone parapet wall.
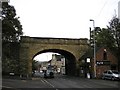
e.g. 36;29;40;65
20;36;89;45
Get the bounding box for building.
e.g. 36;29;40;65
93;47;118;78
48;54;65;74
36;61;48;72
80;47;118;78
36;54;65;75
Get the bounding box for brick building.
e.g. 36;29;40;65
80;47;118;78
92;47;118;78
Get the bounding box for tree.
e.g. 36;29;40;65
1;2;23;75
2;2;23;42
108;16;120;51
107;16;120;70
94;16;120;71
32;60;38;72
96;28;115;50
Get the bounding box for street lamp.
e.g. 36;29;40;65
90;19;96;78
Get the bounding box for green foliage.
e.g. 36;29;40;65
108;16;120;70
2;2;23;75
108;16;120;49
32;60;38;72
95;16;120;70
2;42;20;74
95;16;120;51
96;28;115;49
2;2;23;42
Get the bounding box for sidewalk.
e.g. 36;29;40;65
2;75;32;80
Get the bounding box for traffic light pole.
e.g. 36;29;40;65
90;19;96;78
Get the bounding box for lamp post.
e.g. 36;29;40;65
90;19;96;78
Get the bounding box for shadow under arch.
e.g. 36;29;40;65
32;49;77;76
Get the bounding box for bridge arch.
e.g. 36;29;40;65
32;49;76;75
19;36;89;77
32;49;76;60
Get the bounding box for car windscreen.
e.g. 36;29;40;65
112;71;120;74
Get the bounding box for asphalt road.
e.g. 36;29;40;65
2;74;120;90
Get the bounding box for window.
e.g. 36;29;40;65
103;49;107;60
108;71;112;74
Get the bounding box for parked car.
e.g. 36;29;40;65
102;70;120;80
44;69;54;78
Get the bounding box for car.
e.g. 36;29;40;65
44;69;54;78
102;70;120;80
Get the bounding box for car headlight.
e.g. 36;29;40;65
113;74;119;77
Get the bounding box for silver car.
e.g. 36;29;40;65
102;70;120;80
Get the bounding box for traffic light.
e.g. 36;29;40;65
90;27;94;47
89;27;101;47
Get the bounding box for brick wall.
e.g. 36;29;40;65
91;47;118;78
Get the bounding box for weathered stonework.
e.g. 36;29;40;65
19;36;89;76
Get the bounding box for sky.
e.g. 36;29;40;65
9;0;119;61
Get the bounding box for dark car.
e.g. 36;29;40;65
44;69;54;78
102;70;120;80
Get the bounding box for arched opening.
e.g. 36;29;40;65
32;49;76;76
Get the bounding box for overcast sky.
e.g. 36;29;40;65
10;0;119;39
10;0;119;61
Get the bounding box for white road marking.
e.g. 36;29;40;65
43;79;55;88
41;79;46;84
21;80;27;82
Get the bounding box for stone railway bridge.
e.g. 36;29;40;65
19;36;89;77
